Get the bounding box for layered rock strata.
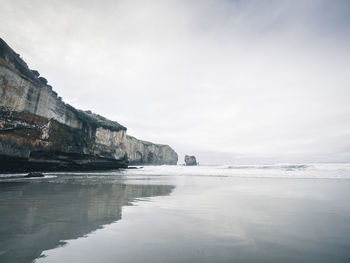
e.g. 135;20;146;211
0;38;177;172
126;135;178;165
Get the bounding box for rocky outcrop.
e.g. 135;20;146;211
185;155;197;166
126;135;178;165
0;38;177;172
24;172;44;178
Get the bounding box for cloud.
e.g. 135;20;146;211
1;0;349;164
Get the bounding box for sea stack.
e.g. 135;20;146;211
184;155;197;166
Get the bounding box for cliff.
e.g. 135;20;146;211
126;135;178;165
0;38;177;172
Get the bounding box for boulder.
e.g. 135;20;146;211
24;172;44;178
184;155;197;166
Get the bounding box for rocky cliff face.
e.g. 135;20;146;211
0;38;177;172
126;135;178;165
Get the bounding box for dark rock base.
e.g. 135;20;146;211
0;152;128;173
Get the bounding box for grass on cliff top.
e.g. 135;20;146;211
126;135;169;147
74;109;126;131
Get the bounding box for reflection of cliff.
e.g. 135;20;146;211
0;180;174;263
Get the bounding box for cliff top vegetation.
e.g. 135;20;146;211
74;109;126;131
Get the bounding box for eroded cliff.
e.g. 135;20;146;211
126;135;178;165
0;38;177;172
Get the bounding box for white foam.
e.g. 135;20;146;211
123;163;350;179
2;163;349;180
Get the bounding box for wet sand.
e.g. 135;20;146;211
1;166;350;263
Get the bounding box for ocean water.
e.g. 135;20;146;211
1;164;350;263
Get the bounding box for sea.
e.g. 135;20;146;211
1;163;350;263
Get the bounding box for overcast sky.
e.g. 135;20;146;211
1;0;349;164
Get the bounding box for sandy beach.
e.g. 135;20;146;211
1;165;350;263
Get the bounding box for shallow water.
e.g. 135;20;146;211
1;164;350;263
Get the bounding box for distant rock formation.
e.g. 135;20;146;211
184;155;197;166
0;38;177;172
126;135;178;165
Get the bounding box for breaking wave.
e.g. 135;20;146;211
1;163;350;181
226;164;309;171
123;163;350;180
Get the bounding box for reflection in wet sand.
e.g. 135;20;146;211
0;180;174;263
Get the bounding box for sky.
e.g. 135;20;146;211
0;0;349;164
